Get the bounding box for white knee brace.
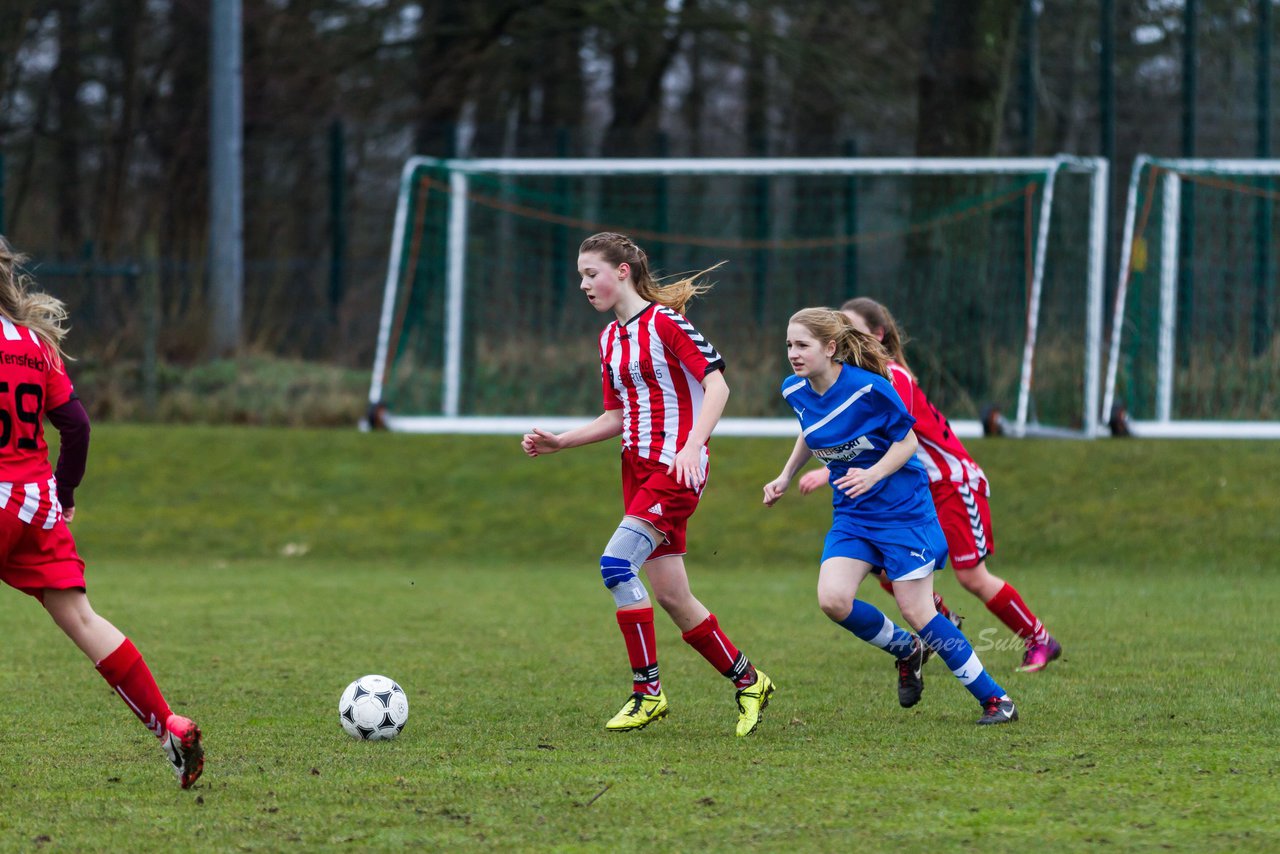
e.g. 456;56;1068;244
600;522;658;607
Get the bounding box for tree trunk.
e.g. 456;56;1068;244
52;0;83;253
742;2;771;322
911;0;1021;402
414;2;467;156
100;0;145;256
156;0;209;348
602;0;683;156
915;0;1020;156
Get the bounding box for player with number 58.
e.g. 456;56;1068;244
0;237;204;789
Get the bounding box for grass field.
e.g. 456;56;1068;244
1;427;1278;852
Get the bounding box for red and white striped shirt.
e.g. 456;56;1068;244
600;303;725;467
0;316;74;528
887;362;989;497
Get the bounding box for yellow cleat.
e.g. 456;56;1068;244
605;691;669;731
734;670;775;737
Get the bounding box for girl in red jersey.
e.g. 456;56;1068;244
522;232;774;737
798;297;1062;672
0;238;203;787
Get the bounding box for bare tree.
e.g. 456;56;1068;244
52;0;83;252
916;0;1020;156
98;0;145;256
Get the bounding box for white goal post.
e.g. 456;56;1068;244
368;156;1108;438
1103;155;1280;438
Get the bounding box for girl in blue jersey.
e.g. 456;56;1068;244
763;308;1016;724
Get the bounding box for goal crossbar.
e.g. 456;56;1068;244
370;155;1108;438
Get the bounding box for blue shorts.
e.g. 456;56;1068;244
821;516;949;581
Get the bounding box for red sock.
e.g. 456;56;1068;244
682;614;756;689
985;582;1049;644
616;608;660;695
879;576;954;620
95;639;173;739
932;592;954;619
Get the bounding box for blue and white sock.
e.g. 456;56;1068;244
919;613;1004;703
837;599;916;659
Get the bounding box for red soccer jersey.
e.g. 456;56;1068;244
0;316;74;527
600;302;725;467
886;361;989;497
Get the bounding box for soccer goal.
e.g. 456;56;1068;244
1103;156;1280;438
368;156;1108;438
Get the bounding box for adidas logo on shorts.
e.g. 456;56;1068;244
647;503;663;515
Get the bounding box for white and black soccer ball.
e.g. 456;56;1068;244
338;674;409;741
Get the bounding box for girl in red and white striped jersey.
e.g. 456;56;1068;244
0;238;203;787
522;232;774;736
798;297;1061;673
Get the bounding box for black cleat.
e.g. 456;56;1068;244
977;695;1019;725
896;637;926;708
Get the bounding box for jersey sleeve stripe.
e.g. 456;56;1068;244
657;306;723;364
801;383;874;438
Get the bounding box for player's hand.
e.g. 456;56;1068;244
832;467;882;499
669;442;705;491
762;477;790;507
521;427;563;457
797;468;829;495
63;506;76;523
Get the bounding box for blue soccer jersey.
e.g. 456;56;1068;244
782;364;935;527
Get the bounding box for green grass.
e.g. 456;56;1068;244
2;428;1279;851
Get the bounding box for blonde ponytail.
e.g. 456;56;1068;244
0;237;72;363
789;307;891;378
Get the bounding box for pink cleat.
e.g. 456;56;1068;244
1017;637;1062;673
162;714;204;789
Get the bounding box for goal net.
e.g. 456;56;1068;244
1103;156;1280;438
368;157;1107;437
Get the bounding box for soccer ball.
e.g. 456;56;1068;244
338;674;409;741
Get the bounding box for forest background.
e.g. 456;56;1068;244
0;0;1274;423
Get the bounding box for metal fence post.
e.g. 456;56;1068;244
141;235;160;419
329;119;347;325
1254;0;1273;356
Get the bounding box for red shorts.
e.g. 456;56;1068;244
931;481;994;570
0;510;86;598
620;450;704;559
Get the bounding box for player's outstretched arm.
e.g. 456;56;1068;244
763;434;812;506
522;409;624;458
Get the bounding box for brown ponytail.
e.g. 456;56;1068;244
0;237;71;363
789;307;891;378
841;297;912;379
579;232;723;314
